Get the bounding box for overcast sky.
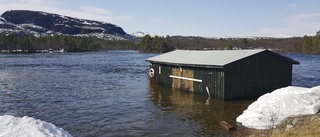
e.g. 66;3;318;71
0;0;320;37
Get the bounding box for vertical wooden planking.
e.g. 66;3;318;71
148;50;296;100
182;69;194;92
172;67;181;89
151;63;172;87
223;51;294;100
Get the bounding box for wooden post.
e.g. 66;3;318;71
219;121;236;131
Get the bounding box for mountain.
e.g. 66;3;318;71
0;10;133;40
132;31;167;37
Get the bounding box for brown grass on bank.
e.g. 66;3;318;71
231;113;320;137
272;114;320;137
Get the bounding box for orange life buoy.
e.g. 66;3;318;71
149;68;155;77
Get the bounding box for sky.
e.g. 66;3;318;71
0;0;320;37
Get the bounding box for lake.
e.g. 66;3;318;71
0;51;319;136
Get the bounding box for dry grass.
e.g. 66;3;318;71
272;114;320;137
231;113;320;137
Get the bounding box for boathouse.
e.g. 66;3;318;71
146;49;299;100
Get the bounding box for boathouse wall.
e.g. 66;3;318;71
147;50;298;100
223;51;293;100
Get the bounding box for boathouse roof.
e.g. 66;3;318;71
146;49;299;68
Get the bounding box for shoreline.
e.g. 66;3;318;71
230;113;320;137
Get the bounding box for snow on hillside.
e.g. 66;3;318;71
131;31;146;37
206;34;315;39
0;115;73;137
19;23;44;29
0;17;5;24
132;31;165;37
237;85;320;129
0;10;129;40
132;31;314;39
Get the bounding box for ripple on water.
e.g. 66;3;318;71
0;52;319;136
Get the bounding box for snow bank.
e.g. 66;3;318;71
0;115;73;137
236;86;320;129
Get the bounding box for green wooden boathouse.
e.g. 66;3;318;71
146;49;299;100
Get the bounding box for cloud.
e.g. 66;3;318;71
148;17;163;22
287;4;297;8
258;13;320;35
285;13;320;29
62;7;134;22
288;13;320;21
79;6;113;15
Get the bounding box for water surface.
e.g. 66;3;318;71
0;51;319;136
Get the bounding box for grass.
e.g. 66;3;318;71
272;114;320;137
231;113;320;137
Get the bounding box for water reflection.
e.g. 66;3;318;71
149;82;254;133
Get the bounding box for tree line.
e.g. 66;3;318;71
301;34;320;54
138;33;320;54
0;34;138;53
138;35;174;53
1;32;320;54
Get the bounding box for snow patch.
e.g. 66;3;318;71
74;25;105;31
0;17;5;24
236;85;320;129
40;12;48;16
82;20;101;26
206;34;315;39
73;33;126;40
0;115;73;137
19;23;43;29
132;31;165;37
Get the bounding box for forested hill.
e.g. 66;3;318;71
0;10;132;40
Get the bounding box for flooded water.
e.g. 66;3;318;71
0;51;319;137
284;53;320;87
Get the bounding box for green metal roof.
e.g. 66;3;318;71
146;49;299;68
